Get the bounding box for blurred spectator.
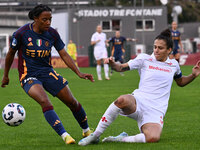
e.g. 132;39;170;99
67;40;78;67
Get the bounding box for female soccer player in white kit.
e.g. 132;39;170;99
91;25;110;80
79;29;200;145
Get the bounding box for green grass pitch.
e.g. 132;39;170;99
0;66;200;150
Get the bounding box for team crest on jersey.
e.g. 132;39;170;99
45;41;49;47
167;62;172;66
36;39;42;47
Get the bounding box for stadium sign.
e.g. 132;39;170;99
78;8;163;17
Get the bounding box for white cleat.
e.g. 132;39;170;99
98;77;102;81
78;133;99;146
105;77;110;80
102;132;128;143
120;72;125;76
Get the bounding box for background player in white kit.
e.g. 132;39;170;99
91;25;110;80
79;29;200;145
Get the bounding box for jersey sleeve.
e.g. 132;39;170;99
10;31;21;51
122;36;126;42
104;33;107;42
127;54;145;70
174;62;182;79
91;33;96;42
109;37;114;43
52;29;65;51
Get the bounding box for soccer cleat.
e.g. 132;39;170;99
102;132;128;143
105;77;110;80
64;135;76;144
78;133;99;146
120;72;125;76
82;129;93;138
98;77;102;81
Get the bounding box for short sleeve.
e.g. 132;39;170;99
52;30;65;51
109;37;114;43
174;62;182;79
10;32;21;51
122;36;126;42
104;33;107;41
91;33;96;42
127;54;145;70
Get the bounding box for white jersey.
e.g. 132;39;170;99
128;53;182;114
91;32;107;50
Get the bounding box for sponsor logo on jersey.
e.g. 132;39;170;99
36;39;42;47
149;65;172;73
148;58;153;61
26;49;51;57
12;38;17;47
167;62;172;66
27;42;33;46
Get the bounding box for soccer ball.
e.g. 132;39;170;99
2;103;26;126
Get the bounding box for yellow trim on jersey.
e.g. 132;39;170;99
20;60;27;81
29;23;32;30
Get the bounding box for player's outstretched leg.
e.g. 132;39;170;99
43;106;75;144
102;132;146;143
102;132;128;142
78;102;121;146
78;133;100;146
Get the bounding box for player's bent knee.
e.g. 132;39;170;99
114;95;129;109
145;134;160;143
39;98;52;108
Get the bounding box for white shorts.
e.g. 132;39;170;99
120;94;164;132
94;47;108;60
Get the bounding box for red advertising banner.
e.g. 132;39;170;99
1;52;199;69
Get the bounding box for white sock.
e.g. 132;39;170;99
104;64;109;78
122;133;146;143
83;127;90;133
61;132;70;140
96;65;101;79
94;102;121;137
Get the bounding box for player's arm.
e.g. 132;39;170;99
111;46;114;57
1;48;17;87
175;60;200;87
104;57;130;72
58;49;94;82
91;39;101;45
126;38;137;42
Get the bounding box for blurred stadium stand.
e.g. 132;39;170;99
0;0;91;27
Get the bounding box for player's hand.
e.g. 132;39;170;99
192;60;200;77
104;57;115;64
96;39;101;43
1;76;9;88
79;73;94;82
